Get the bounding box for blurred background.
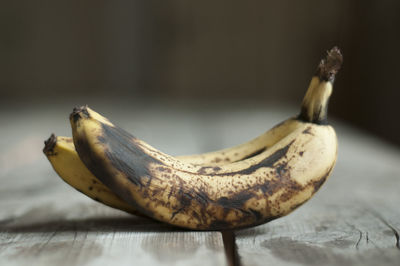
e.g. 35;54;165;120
1;0;399;146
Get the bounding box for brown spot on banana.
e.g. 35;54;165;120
239;147;267;161
302;127;313;135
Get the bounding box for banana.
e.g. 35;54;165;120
43;118;302;216
70;47;342;230
43;135;144;216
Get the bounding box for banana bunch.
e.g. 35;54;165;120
44;47;342;230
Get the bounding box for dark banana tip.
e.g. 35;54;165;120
315;46;343;82
43;133;57;155
70;105;90;123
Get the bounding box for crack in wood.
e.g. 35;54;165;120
369;209;400;250
35;228;59;256
382;223;400;249
221;231;241;266
345;222;363;249
356;230;363;249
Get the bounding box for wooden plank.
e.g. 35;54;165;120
235;123;400;266
0;183;226;266
0;207;226;266
235;204;400;266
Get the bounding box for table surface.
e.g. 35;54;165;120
1;100;399;266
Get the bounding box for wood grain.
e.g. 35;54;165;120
0;211;226;266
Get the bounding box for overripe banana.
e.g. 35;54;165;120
43;118;302;216
70;47;342;230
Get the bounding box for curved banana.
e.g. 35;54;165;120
43;118;302;216
71;47;342;230
43;135;144;216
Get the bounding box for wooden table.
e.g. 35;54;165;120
1;100;399;266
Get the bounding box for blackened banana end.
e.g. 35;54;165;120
315;47;343;83
43;133;57;155
70;105;90;123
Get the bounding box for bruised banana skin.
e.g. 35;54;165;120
43;135;144;216
71;47;342;230
43;118;301;216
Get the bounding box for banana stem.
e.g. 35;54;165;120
43;134;57;155
298;47;343;124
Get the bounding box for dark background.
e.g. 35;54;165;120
1;0;399;146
